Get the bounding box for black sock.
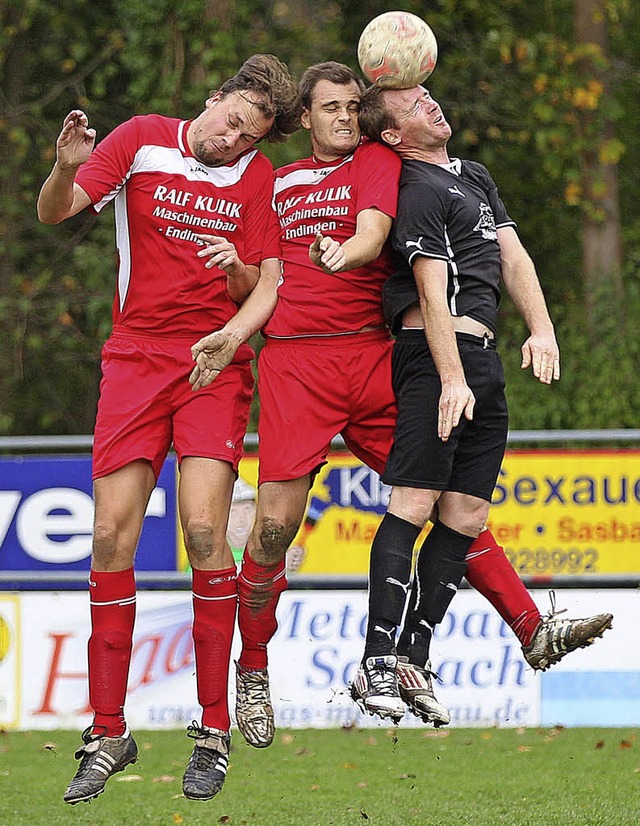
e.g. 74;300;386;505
397;520;474;667
364;512;421;658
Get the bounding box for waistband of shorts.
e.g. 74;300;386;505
263;328;392;347
396;328;497;350
110;324;204;345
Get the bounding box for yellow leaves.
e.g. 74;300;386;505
572;80;604;111
565;181;582;206
172;815;184;825
60;59;76;73
533;74;548;95
598;138;625;165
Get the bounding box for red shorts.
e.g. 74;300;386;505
93;329;254;480
257;331;397;484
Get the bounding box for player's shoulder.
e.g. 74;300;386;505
461;159;495;187
247;148;275;173
112;113;181;144
354;138;401;169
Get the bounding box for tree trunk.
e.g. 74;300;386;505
574;0;623;326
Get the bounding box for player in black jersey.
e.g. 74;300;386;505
350;85;610;723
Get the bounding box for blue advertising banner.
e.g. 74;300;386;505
0;455;177;572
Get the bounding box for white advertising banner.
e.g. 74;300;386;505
3;588;635;731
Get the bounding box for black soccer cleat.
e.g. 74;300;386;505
182;722;231;801
63;727;138;804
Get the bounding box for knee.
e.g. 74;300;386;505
183;518;224;567
92;521;120;570
249;517;299;566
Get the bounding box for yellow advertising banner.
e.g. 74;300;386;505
178;449;640;577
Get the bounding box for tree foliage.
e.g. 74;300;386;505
1;0;639;435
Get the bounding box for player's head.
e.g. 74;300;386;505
189;54;300;166
298;62;366;162
359;84;451;156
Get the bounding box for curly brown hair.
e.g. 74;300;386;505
218;54;301;143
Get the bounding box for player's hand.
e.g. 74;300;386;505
309;233;347;273
196;234;244;276
56;110;96;170
521;331;560;384
189;328;243;391
438;380;475;442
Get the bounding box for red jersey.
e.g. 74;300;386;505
265;140;401;337
75;114;279;338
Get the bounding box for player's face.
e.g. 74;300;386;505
386;86;451;150
189;91;273;167
302;79;361;162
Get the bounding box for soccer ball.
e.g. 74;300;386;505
357;11;438;89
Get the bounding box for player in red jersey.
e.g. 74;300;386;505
37;54;299;804
191;63;610;742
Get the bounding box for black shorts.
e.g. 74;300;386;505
382;330;509;501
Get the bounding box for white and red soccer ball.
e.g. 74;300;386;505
357;10;438;89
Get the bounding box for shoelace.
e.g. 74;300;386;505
543;590;568;623
368;663;398;697
240;670;269;706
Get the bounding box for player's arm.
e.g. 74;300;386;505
309;207;392;273
498;225;560;385
37;110;94;224
189;257;280;391
413;256;475;441
196;234;259;302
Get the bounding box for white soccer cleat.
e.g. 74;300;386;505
350;654;405;722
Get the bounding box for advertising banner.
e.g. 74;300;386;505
206;449;640;578
489;449;640;577
6;588;634;732
0;455;178;572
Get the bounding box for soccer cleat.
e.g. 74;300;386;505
182;722;231;801
522;592;614;672
235;661;275;748
350;653;405;722
63;727;138;804
397;657;451;727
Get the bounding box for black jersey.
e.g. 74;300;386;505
383;158;516;334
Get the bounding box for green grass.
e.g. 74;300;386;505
0;727;637;825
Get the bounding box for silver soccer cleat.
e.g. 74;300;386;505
397;657;451;727
522;591;613;671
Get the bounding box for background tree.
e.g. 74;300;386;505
1;0;638;436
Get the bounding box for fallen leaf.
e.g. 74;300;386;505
398;773;416;780
517;746;532;752
595;740;605;749
219;817;231;824
296;748;311;756
173;815;184;825
341;762;358;769
311;784;320;791
280;733;294;745
152;775;176;783
364;737;378;746
116;774;143;782
620;740;633;750
357;782;368;789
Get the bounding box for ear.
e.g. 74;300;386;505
205;91;223;109
381;127;401;147
300;108;312;131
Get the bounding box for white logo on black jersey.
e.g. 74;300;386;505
448;185;466;197
473;202;497;240
405;237;425;251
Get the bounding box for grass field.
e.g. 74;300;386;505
0;726;637;825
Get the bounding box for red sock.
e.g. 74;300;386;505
237;551;287;670
465;529;541;647
192;567;237;732
88;568;136;737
